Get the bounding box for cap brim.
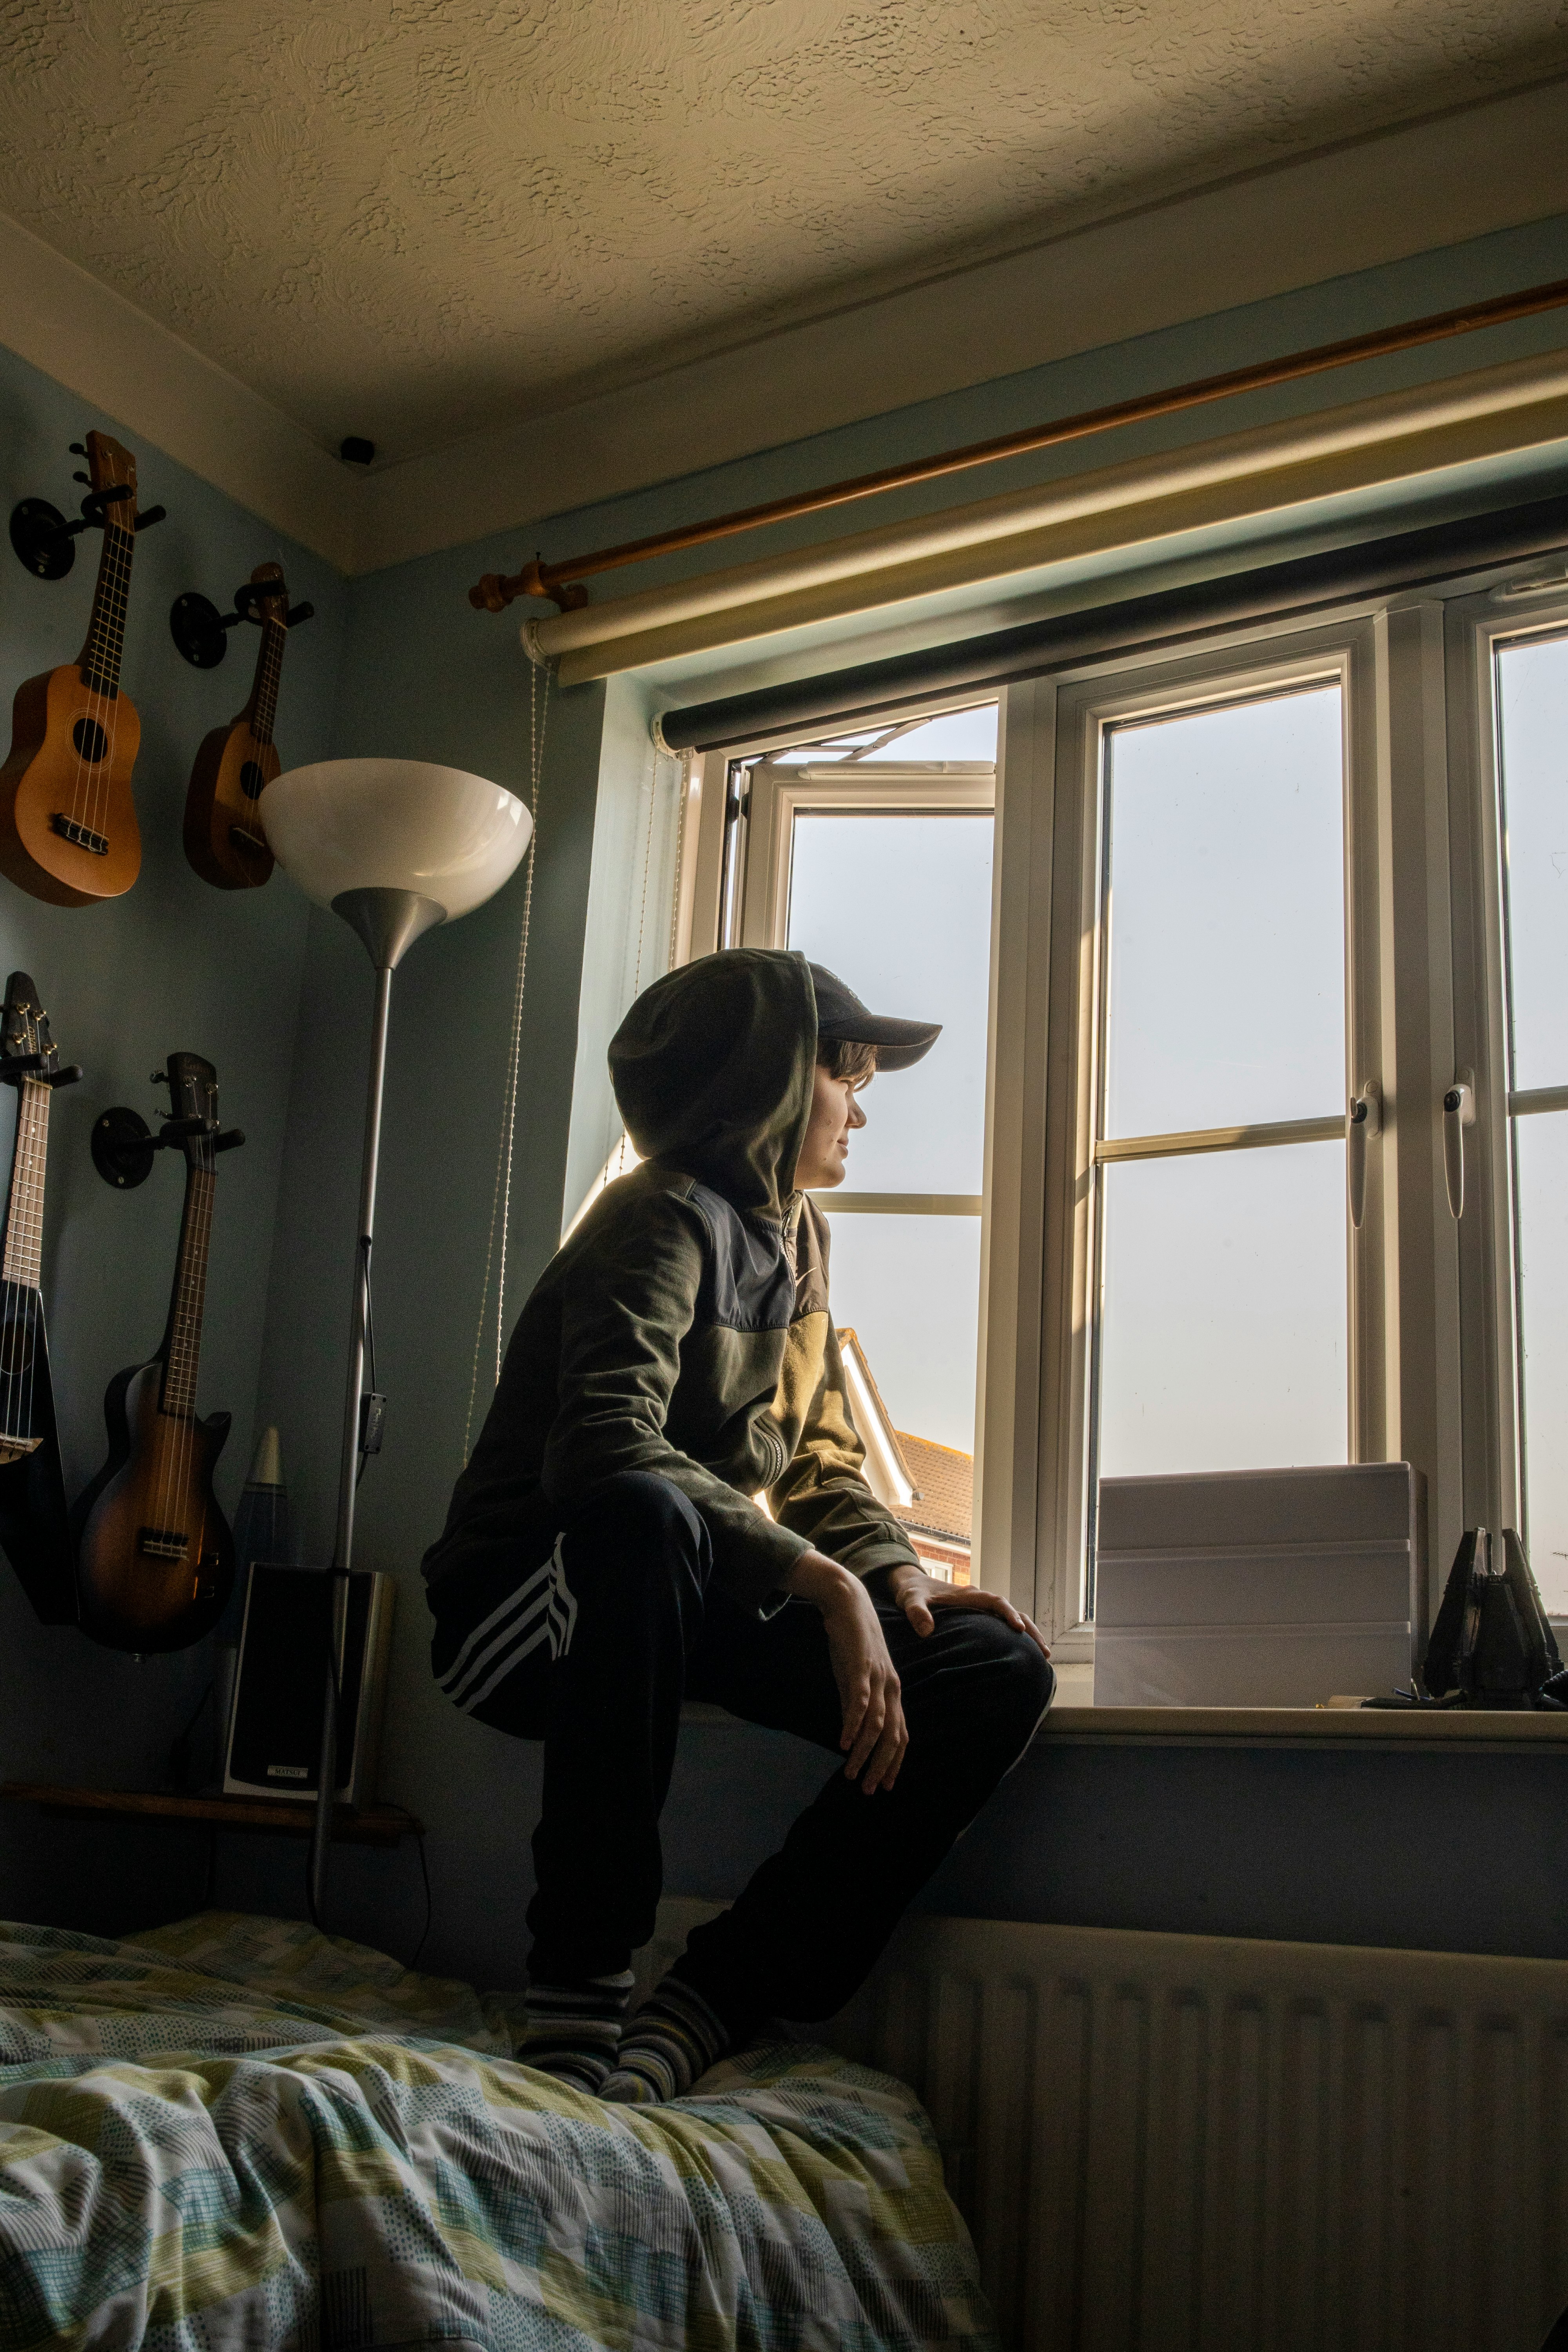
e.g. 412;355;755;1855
820;1013;942;1071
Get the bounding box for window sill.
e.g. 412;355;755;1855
1036;1704;1568;1753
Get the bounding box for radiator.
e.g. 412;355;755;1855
647;1900;1568;2352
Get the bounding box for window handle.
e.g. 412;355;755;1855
1347;1082;1381;1229
1443;1069;1475;1220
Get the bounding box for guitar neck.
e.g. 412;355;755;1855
249;617;288;746
1;1078;51;1292
77;523;136;699
161;1164;216;1417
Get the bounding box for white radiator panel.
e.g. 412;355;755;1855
648;1900;1568;2352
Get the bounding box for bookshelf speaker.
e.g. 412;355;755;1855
223;1564;396;1806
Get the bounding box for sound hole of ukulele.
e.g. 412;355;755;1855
71;717;108;763
240;760;267;800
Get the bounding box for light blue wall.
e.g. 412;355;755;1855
0;339;347;1931
5;205;1568;1980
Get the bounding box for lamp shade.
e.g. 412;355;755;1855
260;759;530;921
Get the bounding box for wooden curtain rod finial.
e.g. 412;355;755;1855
469;563;588;616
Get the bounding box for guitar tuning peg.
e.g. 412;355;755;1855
68;442;85;457
150;1069;169;1087
73;472;90;487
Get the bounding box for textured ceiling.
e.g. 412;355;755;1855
0;0;1564;463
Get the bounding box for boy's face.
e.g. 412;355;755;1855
791;1060;869;1192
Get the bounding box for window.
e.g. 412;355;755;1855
1087;684;1350;1602
687;703;997;1580
1492;628;1568;1608
677;549;1568;1672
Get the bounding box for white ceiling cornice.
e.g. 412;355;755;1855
0;207;359;570
2;75;1565;582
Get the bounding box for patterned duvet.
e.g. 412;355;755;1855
0;1911;996;2351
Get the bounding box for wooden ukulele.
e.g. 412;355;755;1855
0;973;80;1624
182;564;310;890
0;433;149;908
73;1053;244;1653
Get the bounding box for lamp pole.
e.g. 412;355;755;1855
307;886;444;1925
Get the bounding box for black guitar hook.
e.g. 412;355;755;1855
170;577;315;670
90;1102;245;1190
9;441;166;581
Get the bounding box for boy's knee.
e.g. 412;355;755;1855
568;1472;708;1569
965;1614;1055;1737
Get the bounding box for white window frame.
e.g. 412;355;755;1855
985;605;1474;1656
1443;577;1568;1557
668;552;1568;1662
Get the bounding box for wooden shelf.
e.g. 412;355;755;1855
0;1782;423;1847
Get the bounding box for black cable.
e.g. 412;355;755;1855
408;1833;433;1972
361;1235;377;1396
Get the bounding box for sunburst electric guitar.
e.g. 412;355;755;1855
73;1053;244;1653
183;563;311;890
0;433;149;907
0;973;80;1623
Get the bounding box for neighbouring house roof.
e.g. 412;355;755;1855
836;1327;973;1546
892;1433;974;1546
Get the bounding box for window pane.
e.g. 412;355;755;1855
1103;686;1346;1137
788;811;992;1194
775;703;997;765
1497;633;1568;1093
1096;1140;1348;1481
824;1210;981;1452
861;706;997;762
1514;1112;1568;1612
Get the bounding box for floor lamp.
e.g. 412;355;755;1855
259;758;532;1923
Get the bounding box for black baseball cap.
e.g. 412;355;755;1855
808;962;941;1071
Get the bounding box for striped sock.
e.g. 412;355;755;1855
517;1968;635;2093
600;1974;730;2105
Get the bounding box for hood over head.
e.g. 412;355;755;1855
608;949;817;1216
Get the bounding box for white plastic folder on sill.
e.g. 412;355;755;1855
1094;1462;1428;1707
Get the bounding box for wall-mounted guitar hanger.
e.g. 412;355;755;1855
170;577;314;670
9;443;167;582
90;1069;244;1192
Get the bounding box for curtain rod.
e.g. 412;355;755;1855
655;492;1568;753
470;278;1568;618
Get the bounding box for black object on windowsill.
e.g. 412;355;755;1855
1363;1526;1566;1709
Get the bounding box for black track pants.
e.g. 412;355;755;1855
427;1469;1053;2036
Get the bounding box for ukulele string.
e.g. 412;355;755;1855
15;1079;42;1453
7;1081;38;1450
95;518;132;853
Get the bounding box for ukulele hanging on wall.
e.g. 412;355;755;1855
73;1053;245;1653
0;434;158;908
182;563;312;890
0;973;81;1624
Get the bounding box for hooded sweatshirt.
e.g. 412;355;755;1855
422;948;922;1615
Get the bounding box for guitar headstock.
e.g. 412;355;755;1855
0;971;67;1086
248;560;289;627
161;1053;220;1169
84;431;138;530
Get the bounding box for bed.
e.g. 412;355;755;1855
0;1911;996;2351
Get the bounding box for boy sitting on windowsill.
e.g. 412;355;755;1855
422;947;1053;2100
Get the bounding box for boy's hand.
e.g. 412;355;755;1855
884;1562;1052;1660
782;1550;907;1794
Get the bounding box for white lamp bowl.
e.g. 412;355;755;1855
260;759;531;920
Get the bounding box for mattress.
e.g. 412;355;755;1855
0;1909;995;2351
